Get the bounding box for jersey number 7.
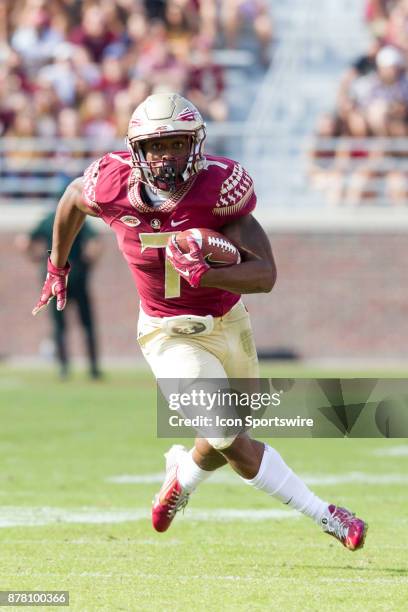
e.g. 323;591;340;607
140;232;181;299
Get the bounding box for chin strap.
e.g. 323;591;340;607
129;138;201;192
155;160;179;191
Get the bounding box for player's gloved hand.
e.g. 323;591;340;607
166;234;210;288
32;258;71;316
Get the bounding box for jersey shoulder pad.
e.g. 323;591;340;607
82;151;132;214
205;155;255;217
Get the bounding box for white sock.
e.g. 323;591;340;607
177;449;213;492
242;445;328;524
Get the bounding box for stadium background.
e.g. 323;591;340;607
1;3;408;610
1;0;408;365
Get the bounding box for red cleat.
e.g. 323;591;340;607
321;504;368;551
152;445;190;533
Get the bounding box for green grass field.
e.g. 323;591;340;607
0;365;407;611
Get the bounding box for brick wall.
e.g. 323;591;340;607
2;231;408;361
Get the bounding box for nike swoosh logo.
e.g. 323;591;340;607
171;219;189;227
176;267;189;276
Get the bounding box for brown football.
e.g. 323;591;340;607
174;228;241;267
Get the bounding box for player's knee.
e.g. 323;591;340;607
206;435;237;451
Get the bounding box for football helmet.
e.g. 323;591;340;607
127;92;206;192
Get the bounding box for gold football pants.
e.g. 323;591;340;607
137;300;259;449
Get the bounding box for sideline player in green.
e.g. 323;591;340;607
19;208;102;379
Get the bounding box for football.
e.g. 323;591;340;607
173;228;241;267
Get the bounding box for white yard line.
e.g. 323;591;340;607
372;446;408;457
107;474;164;484
0;377;25;390
106;472;239;484
1;571;406;585
106;471;408;486
0;507;298;528
302;473;408;485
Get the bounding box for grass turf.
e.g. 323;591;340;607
0;366;407;611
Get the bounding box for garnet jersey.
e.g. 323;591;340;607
81;151;256;317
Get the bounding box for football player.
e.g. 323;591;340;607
33;93;367;550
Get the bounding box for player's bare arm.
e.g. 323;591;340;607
199;214;277;294
50;177;98;267
32;177;97;315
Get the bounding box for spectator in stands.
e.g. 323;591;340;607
112;89;134;137
308;113;345;206
32;80;60;137
164;0;199;59
70;44;101;95
69;5;118;62
385;0;408;54
121;11;149;71
143;0;166;20
134;33;188;94
194;0;218;45
16;211;103;379
220;0;273;65
4;96;32;131
1;47;32;96
1;0;239;142
365;0;398;38
386;161;408;204
56;107;87;176
95;54;129;105
315;43;408;207
0;0;8;47
4;111;39;172
38;42;78;106
350;46;408;137
11;3;63;74
185;37;228;122
127;77;152;109
0;50;32;135
337;38;382;132
58;107;81;139
80;90;116;141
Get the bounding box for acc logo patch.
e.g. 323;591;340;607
151;218;161;230
120;215;141;227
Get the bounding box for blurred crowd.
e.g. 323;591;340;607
310;0;408;206
0;0;273;141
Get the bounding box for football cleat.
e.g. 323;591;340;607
321;504;368;551
152;445;190;533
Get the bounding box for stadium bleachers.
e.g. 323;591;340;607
1;0;408;218
0;0;270;214
243;0;373;209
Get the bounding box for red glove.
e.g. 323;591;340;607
166;234;210;288
32;258;71;316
